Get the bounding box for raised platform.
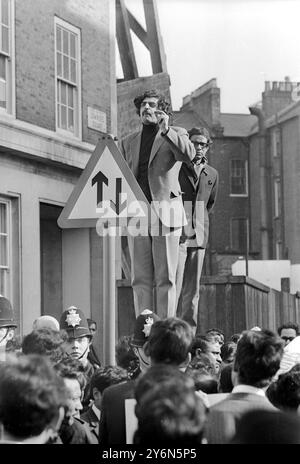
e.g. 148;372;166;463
117;275;300;339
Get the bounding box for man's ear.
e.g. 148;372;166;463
195;348;202;358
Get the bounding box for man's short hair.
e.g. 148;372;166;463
188;127;212;145
144;317;193;366
134;365;206;445
133;89;171;115
266;363;300;411
277;322;299;336
90;366;128;394
22;328;67;363
190;334;217;358
233;329;284;388
0;354;66;440
54;357;87;392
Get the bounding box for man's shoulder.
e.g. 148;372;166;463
205;164;218;176
169;125;188;134
102;379;135;399
121;130;141;144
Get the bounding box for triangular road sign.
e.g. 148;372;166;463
58;137;150;229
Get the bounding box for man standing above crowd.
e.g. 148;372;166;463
120;89;195;319
176;127;218;332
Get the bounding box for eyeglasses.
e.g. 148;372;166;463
141;101;157;108
193;141;208;148
281;336;295;342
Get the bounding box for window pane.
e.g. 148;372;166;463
0;203;7;233
70;59;76;83
70;33;76;58
0;235;7;265
56;26;62;52
0;269;6;295
68;108;74;130
60;82;66;104
0;55;5;79
1;0;9;26
60;105;67;130
56;52;62;76
2;26;8;54
0;80;6;108
63;29;69;55
63;55;69;80
68;85;73;108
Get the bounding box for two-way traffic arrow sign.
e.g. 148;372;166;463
58;138;150;229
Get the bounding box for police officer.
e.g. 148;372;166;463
60;305;97;411
0;295;17;362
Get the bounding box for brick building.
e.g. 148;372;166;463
173;78;256;275
0;0;116;356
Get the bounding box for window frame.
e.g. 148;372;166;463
54;16;82;139
0;197;12;300
229;159;248;197
230;216;249;253
0;0;15;117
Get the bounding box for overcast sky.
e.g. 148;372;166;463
119;0;300;113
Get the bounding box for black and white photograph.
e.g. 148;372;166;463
0;0;300;450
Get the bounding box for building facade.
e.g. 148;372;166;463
0;0;116;356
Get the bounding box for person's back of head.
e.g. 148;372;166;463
134;365;206;445
231;409;300;444
220;341;237;364
233;329;284;388
185;366;218;394
0;354;65;443
32;315;60;331
90;365;129;395
266;364;300;412
145;317;193;367
218;363;234;393
22;328;67;363
115;335;140;379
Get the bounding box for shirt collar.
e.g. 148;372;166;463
232;384;266;397
91;403;101;420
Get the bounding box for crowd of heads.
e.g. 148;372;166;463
1;292;300;444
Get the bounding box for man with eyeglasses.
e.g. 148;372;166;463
277;322;299;346
176;127;219;333
120;89;196;319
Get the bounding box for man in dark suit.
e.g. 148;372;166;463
98;310;159;445
204;329;284;444
176;127;218;331
120;90;195;319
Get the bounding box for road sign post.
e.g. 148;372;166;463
57;137;150;365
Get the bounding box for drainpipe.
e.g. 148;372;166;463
249;106;270;259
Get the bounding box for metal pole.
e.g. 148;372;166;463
245;218;250;277
103;224;116;365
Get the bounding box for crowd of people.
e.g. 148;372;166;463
1;293;300;445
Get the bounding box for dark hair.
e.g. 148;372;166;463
220;341;237;364
134;365;206;445
185;366;218;394
0;354;66;439
133;89;171;116
218;363;234;393
266;364;300;411
87;318;97;329
190;334;218;358
145;318;193;366
277;322;299;336
230;333;241;343
90;366;128;395
115;335;140;379
188;127;212;145
54;357;87;392
233;329;284;388
22;328;67;363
